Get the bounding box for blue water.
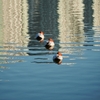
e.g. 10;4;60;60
0;0;100;100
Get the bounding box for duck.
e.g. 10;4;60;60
35;31;44;42
45;38;55;50
53;52;63;64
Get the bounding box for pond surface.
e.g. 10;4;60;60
0;0;100;100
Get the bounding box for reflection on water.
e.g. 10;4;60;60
0;0;100;63
83;0;94;47
93;0;100;47
57;0;84;54
0;0;29;64
0;0;100;100
0;0;99;64
27;0;59;64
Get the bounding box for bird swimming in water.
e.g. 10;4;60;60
53;52;63;64
35;31;44;42
45;38;55;50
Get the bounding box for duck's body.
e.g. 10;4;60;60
35;31;44;42
53;52;63;64
45;38;55;50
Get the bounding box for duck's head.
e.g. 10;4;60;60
57;52;62;56
40;31;44;34
48;38;54;42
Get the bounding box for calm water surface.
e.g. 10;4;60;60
0;0;100;100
